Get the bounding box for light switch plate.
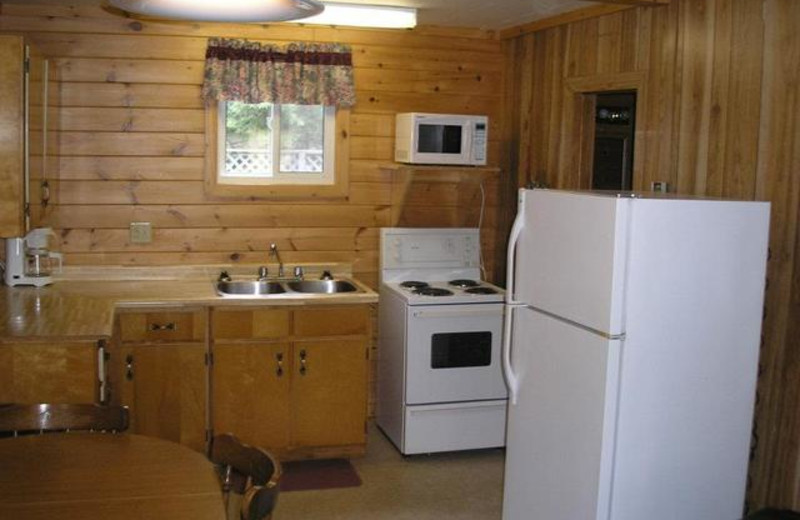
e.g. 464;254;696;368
130;222;152;244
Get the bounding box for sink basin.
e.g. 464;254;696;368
217;280;286;296
285;280;359;294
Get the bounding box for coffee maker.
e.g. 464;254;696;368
4;227;63;287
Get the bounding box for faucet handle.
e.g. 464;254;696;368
320;270;333;281
257;266;268;281
218;271;231;282
293;266;304;279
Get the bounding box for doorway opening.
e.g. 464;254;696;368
590;91;636;191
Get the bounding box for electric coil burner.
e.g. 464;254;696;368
400;281;429;290
414;287;453;297
465;287;498;295
449;279;480;288
377;228;507;455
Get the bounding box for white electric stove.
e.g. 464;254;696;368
376;228;508;455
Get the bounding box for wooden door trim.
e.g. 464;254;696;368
564;72;648;191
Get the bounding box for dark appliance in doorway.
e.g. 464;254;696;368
592;92;636;191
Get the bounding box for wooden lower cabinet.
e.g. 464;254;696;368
118;343;208;452
212;342;292;450
0;342;99;404
292;340;367;448
210;305;370;459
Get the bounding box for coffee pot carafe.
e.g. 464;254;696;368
3;227;63;287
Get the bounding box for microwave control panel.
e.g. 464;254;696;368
472;121;487;163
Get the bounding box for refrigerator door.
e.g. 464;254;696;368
515;190;630;336
502;306;621;520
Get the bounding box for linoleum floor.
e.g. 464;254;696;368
276;423;505;519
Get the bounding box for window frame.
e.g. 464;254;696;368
205;102;350;199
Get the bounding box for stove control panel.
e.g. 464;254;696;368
381;228;480;270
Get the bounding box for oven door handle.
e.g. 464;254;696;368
411;308;504;319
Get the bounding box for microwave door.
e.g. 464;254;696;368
418;123;465;156
412;120;473;165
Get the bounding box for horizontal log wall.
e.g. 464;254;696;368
504;0;800;510
0;2;506;288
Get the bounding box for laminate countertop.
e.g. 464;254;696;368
0;265;377;341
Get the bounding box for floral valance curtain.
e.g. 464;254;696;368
202;38;356;107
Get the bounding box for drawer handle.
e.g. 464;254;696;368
125;354;134;381
299;349;307;376
150;322;177;332
276;352;284;377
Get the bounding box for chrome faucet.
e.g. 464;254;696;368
269;243;284;278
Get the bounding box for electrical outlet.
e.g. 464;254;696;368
129;222;152;244
651;181;670;193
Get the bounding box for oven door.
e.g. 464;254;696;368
406;304;507;405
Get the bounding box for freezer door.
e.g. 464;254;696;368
515;190;629;336
502;306;621;520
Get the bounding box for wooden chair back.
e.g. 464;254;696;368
210;433;282;520
0;403;129;436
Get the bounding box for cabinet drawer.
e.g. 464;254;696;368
293;307;370;337
119;311;205;343
212;308;291;340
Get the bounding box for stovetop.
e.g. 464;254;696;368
380;228;504;305
384;278;505;305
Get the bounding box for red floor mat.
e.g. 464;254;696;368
279;458;362;492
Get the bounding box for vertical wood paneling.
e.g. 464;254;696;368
722;0;764;200
0;2;506;285
505;0;800;510
706;0;732;197
751;0;800;508
675;0;714;194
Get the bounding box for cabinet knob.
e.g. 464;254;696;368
125;354;134;381
149;322;177;332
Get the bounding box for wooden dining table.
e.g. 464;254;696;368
0;432;226;519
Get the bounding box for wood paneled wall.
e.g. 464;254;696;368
0;1;505;287
503;0;800;510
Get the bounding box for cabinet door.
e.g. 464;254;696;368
292;339;367;448
0;342;98;403
121;344;207;452
0;36;25;237
212;342;291;451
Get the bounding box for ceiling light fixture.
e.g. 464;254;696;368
290;2;417;29
108;0;325;23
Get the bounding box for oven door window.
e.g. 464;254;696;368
418;124;463;154
431;332;492;369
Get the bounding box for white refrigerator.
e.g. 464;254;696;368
501;189;770;520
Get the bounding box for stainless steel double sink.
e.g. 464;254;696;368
216;278;361;297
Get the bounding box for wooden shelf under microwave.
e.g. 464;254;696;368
380;164;502;228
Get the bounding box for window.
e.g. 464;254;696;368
205;102;349;198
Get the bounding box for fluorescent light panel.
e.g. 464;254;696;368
292;2;417;28
108;0;324;23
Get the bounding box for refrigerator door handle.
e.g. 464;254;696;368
502;303;522;404
503;189;527;405
505;189;527;305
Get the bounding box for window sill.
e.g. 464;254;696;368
203;181;350;200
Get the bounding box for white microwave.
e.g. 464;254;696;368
395;113;488;166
